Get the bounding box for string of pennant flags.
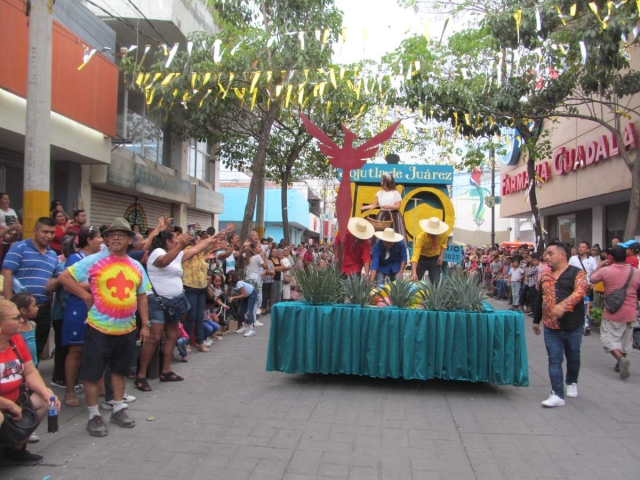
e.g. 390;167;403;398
74;1;640;138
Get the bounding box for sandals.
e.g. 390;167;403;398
159;371;184;382
64;393;80;407
134;377;153;392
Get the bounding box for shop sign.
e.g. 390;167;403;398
501;162;552;196
552;123;638;175
134;164;191;204
192;185;224;213
339;164;455;184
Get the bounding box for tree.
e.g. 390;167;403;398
385;0;640;250
123;0;344;243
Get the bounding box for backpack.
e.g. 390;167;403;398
603;267;635;314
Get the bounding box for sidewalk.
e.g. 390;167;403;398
3;299;640;480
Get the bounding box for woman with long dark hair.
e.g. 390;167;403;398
135;229;219;392
361;173;407;243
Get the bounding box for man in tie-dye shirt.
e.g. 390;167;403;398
59;218;150;438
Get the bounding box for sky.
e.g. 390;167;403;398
333;0;449;64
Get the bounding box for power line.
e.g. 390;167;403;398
124;0;171;46
79;0;164;46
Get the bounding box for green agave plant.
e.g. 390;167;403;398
447;271;486;312
340;275;374;307
417;277;453;311
380;278;418;309
296;264;342;304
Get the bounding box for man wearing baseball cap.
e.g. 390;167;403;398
334;217;374;277
617;240;640;268
410;217;449;283
59;218;151;437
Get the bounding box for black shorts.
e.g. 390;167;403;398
80;327;136;381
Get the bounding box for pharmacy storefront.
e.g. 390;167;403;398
499;121;639;248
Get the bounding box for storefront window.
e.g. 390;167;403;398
557;214;576;247
125;109;163;164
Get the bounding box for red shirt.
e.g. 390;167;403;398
50;224;66;252
625;256;639;268
0;334;32;403
303;251;314;271
591;264;640;322
334;231;371;276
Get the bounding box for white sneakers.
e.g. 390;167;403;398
254;320;264;327
566;383;578;398
243;329;256;337
541;394;566;408
236;326;247;334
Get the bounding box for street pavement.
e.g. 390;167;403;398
3;298;640;480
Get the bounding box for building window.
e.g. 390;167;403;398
188;140;209;181
557;214;576;247
124;108;163;164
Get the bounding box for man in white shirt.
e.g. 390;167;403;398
569;241;598;334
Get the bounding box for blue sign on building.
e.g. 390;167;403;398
338;164;455;185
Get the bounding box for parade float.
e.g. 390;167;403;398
266;115;529;387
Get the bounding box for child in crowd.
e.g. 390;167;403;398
11;293;39;366
225;270;258;337
176;321;190;362
508;259;525;311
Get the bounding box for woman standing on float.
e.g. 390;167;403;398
360;173;407;243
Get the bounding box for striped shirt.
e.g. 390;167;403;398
2;239;59;304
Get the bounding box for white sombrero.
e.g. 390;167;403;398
419;217;449;235
374;228;404;243
347;217;375;240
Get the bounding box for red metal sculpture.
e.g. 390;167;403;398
299;113;401;242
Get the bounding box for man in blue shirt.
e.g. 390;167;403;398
369;228;407;284
2;217;60;362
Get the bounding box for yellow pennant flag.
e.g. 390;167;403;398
453;112;459;126
161;73;176;86
340;67;346;80
341;27;347;42
135;73;145;86
488;116;495;127
202;72;211;86
218;82;227;98
182;90;190;102
589;2;606;28
145;88;155;105
266;71;273;83
329;68;337;89
172;89;179;98
318;81;327;99
570;4;577;16
250;71;261;92
275;84;283;98
313;83;320;97
326;101;332;115
464;113;471;126
513;10;522;43
199;89;212;108
322;28;330;44
250;89;258;111
556;6;567;25
191;73;199;90
285;84;293;108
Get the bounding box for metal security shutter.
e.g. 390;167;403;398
187;209;213;230
90;189;173;231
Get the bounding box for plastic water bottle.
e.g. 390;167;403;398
47;396;58;433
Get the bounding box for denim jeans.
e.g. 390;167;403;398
511;281;522;306
496;279;507;298
238;290;257;327
176;337;190;357
273;280;282;304
184;287;206;344
375;271;398;285
203;319;220;338
543;325;582;399
518;284;530;307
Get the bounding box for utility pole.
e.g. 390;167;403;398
490;148;496;249
23;0;54;236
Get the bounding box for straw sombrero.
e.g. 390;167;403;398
373;228;403;243
347;217;375;240
419;217;449;235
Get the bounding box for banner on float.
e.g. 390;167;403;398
338;164;454;184
443;245;463;263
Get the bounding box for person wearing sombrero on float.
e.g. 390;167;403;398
59;218;152;437
334;218;375;277
369;228;407;285
410;217;450;283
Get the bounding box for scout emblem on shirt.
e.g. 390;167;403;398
91;259;141;319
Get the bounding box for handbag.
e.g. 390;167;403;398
0;341;40;445
603;267;635;314
151;285;191;323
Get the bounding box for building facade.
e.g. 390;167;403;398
499;55;640;248
0;0;223;231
